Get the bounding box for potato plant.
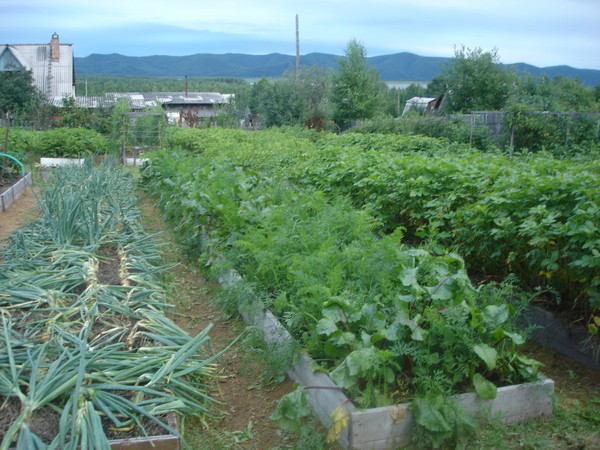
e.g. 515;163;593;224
158;128;599;318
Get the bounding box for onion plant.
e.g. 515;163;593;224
0;160;222;448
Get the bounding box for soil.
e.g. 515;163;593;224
0;183;39;249
135;192;306;449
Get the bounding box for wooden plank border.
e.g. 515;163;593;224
218;269;555;449
109;413;180;450
0;172;32;212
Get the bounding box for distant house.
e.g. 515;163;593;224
402;96;443;116
55;92;232;126
0;33;75;99
105;92;231;125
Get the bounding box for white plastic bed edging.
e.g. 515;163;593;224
40;157;86;167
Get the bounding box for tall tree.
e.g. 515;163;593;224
330;39;381;128
248;77;303;127
0;69;42;116
296;66;330;128
433;46;512;113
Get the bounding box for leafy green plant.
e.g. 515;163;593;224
141;139;548;447
34;127;109;157
269;387;312;434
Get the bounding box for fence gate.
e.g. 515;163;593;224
120;112;164;166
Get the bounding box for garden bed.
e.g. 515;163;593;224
0;162;218;449
523;305;599;370
124;157;150;167
39;158;86;180
219;270;555;449
0;172;32;212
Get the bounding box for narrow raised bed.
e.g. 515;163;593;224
218;270;555;449
124;157;150;167
39;158;86;180
0;172;32;212
39;157;86;167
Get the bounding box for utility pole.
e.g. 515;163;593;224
295;14;300;78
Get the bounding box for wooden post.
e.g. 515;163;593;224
295;14;300;78
470;114;473;146
564;116;570;153
1;112;10;179
509;124;515;158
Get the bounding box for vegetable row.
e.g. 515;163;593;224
0;160;217;449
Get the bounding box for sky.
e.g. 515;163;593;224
1;0;599;70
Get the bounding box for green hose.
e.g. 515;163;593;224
0;152;26;176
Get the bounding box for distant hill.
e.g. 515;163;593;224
74;52;600;86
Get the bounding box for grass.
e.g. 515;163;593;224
468;400;600;449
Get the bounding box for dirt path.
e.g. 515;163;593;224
0;185;40;249
136;192;310;449
0;180;314;448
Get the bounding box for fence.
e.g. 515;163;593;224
461;111;600;152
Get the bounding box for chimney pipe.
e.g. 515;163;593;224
50;32;60;61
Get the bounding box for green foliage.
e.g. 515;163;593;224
0;69;42;116
269;387;312;434
35;127;110;157
53;97;114;135
141;133;549;447
350;114;494;150
433;46;513;113
512;74;598;112
249;77;304;127
299;142;600;311
146;128;600;314
75;74;250;97
505;108;600;155
0;127;39;154
247;68;330;129
331;39;381;128
410;393;478;448
0;161;219;448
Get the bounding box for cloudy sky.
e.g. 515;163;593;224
1;0;599;70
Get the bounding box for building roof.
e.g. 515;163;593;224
2;34;75;98
49;92;231;109
0;46;29;71
402;97;438;115
105;92;230;108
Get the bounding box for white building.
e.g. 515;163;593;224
0;33;75;99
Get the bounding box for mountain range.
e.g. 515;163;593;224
74;52;600;86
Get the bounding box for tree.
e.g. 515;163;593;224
296;66;330;129
0;69;42;116
330;39;381;128
433;46;512;113
248;77;304;128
